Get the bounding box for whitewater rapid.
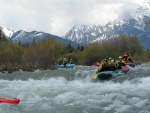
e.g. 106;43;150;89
0;63;150;113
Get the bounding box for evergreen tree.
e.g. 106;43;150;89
77;44;80;51
80;45;84;51
65;43;74;53
0;29;7;41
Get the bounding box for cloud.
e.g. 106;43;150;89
0;0;145;36
117;3;139;19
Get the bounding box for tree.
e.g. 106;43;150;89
0;29;7;41
77;44;80;51
77;35;144;65
65;43;75;53
80;42;102;65
23;37;64;68
0;42;23;65
80;45;84;51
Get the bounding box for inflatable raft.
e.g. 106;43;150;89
93;66;129;80
0;98;20;104
55;63;75;68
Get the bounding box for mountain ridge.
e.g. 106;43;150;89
63;16;150;49
0;26;78;48
1;16;150;49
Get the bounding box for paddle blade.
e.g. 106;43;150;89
92;74;97;80
121;66;129;71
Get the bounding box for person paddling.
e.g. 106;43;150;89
96;59;110;73
63;58;67;67
116;56;125;69
121;53;133;64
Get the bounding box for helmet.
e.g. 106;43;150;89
104;59;107;62
109;57;112;60
123;54;128;57
96;62;100;65
119;56;122;59
111;59;114;63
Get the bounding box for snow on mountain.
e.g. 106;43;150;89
63;16;150;49
1;1;150;49
1;16;150;49
137;1;150;17
0;25;78;48
0;25;14;38
11;30;79;47
11;30;49;44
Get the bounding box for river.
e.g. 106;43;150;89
0;63;150;113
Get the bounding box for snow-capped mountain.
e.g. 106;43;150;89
63;16;150;49
0;26;78;48
11;30;50;44
0;25;14;39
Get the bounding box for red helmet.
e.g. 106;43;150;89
123;54;128;57
96;62;100;65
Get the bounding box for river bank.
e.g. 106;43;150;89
0;65;37;74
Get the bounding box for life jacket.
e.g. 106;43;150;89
69;59;73;64
102;61;110;71
109;63;116;71
63;58;67;63
122;57;129;64
116;60;125;68
96;65;103;73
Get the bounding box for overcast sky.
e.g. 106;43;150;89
0;0;146;36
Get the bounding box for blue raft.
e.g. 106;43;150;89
55;63;75;68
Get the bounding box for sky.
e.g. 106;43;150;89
0;0;147;37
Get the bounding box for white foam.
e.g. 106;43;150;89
0;64;150;112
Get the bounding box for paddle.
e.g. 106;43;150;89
121;66;129;71
92;74;97;80
128;54;138;67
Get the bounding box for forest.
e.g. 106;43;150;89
0;34;150;73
